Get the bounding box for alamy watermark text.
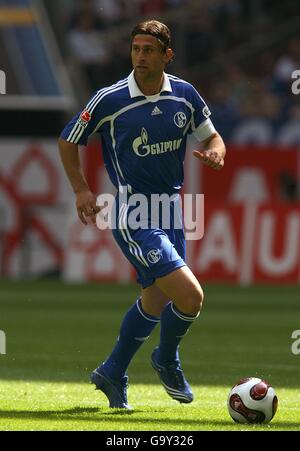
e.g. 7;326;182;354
291;330;300;355
95;188;205;241
291;70;300;95
0;70;6;94
0;330;6;354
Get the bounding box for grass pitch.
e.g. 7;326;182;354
0;281;300;431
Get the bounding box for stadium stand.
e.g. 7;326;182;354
0;0;299;281
42;0;300;144
0;0;77;135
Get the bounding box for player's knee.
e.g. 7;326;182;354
182;286;204;316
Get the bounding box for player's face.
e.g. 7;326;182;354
131;35;171;78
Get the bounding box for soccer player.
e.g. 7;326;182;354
58;20;226;409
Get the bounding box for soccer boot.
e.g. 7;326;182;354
151;347;194;403
90;366;132;409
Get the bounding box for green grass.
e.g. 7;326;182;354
0;281;300;431
1;381;299;431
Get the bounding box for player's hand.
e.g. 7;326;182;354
76;190;101;225
193;149;224;170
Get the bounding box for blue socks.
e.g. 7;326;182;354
101;299;199;380
155;302;199;364
102;298;159;379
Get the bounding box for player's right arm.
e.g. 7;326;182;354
58;138;100;225
58;87;114;224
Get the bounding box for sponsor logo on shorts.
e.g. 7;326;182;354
147;249;161;264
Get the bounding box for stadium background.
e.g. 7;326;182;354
0;0;300;431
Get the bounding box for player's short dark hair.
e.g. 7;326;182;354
131;20;171;53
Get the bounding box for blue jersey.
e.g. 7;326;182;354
60;71;215;195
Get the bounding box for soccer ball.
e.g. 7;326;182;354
227;377;278;424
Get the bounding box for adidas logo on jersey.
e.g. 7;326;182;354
151;106;162;116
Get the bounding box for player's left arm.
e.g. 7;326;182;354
193;132;226;170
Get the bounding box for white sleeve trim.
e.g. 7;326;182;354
193;118;216;142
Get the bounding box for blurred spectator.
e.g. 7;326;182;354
209;0;241;46
166;0;187;6
232;118;273;145
93;0;122;24
68;0;101;29
240;79;281;120
278;105;300;146
67;11;113;90
56;0;300;144
138;0;166;15
208;81;241;141
185;14;216;66
272;38;300;96
225;64;252;104
253;51;276;79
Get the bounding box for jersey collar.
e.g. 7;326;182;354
128;71;172;98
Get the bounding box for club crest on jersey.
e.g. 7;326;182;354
147;249;161;264
202;105;211;118
78;110;91;128
174;112;187;128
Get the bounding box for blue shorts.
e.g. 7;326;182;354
111;192;186;288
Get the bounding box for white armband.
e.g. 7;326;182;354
193;118;216;142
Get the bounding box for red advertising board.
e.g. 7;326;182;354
1;139;299;283
80;142;300;284
189;202;300;284
200;145;299;202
